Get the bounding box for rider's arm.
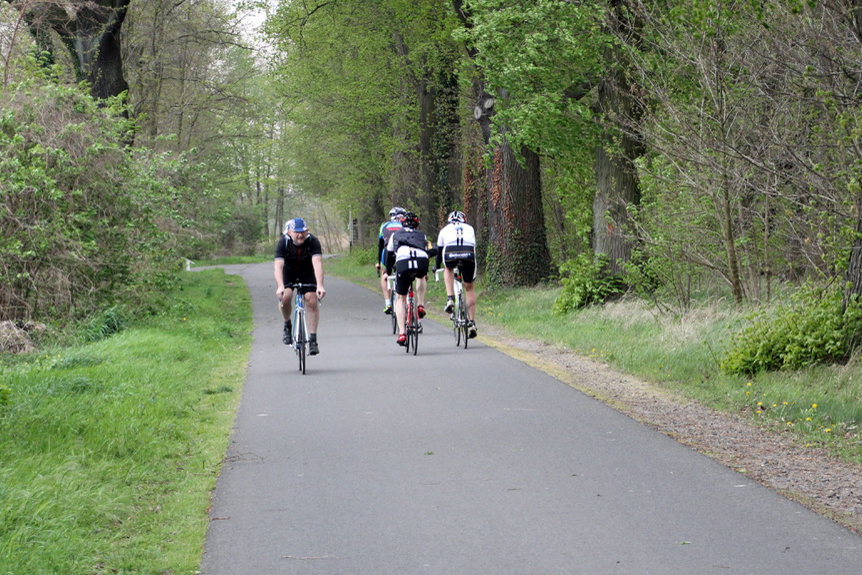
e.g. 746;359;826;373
312;254;326;299
377;236;385;266
274;257;286;297
435;229;444;270
274;235;288;295
385;236;396;276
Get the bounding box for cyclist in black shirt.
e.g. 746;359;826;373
274;218;326;355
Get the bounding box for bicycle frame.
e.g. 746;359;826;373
287;283;315;374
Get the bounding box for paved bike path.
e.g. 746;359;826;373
200;262;862;575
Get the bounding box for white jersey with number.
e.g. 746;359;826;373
436;222;477;253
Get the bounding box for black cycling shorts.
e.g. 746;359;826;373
394;257;429;296
283;270;318;294
443;247;477;283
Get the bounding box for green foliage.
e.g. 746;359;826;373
0;72;209;322
554;254;626;313
83;306;128;342
458;0;607;156
350;246;377;267
721;286;862;375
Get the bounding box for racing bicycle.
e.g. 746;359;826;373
404;279;420;355
286;283;316;374
436;267;469;348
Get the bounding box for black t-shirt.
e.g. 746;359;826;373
275;234;323;281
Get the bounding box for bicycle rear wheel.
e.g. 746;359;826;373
453;296;462;347
410;312;419;355
459;292;469;349
390;292;397;334
404;302;412;354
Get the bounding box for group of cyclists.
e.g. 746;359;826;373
273;207;478;353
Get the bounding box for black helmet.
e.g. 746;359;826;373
402;211;420;229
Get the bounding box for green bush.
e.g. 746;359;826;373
83;306;128;342
554;253;626;314
721;285;862;374
0;71;212;324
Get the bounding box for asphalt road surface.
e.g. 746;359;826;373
200;262;862;575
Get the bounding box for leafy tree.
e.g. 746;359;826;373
265;0;463;244
454;0;556;285
455;0;649;284
624;0;862;307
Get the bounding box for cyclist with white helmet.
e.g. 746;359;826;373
386;212;436;346
436;210;478;338
376;206;406;314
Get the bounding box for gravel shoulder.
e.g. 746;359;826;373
478;324;862;534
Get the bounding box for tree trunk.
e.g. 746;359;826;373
474;90;552;286
592;137;639;275
484;140;551;285
845;197;862;310
11;0;132;101
591;1;643;276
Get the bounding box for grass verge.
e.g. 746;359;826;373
0;269;250;575
328;250;862;465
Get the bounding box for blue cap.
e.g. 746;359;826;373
287;218;308;233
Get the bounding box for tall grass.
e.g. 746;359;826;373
0;269;250;575
328;253;862;464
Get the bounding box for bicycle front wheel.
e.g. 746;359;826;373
296;313;306;374
390;293;397;334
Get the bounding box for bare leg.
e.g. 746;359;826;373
395;293;407;335
417;276;428;307
443;267;455;297
380;272;390;304
464;283;477;321
279;288;294;321
305;291;320;333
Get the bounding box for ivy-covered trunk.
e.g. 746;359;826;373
484;140;551;286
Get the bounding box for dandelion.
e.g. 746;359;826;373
806;417;812;422
824;428;832;433
812;403;818;409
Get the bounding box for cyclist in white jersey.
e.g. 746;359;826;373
435;210;478;338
